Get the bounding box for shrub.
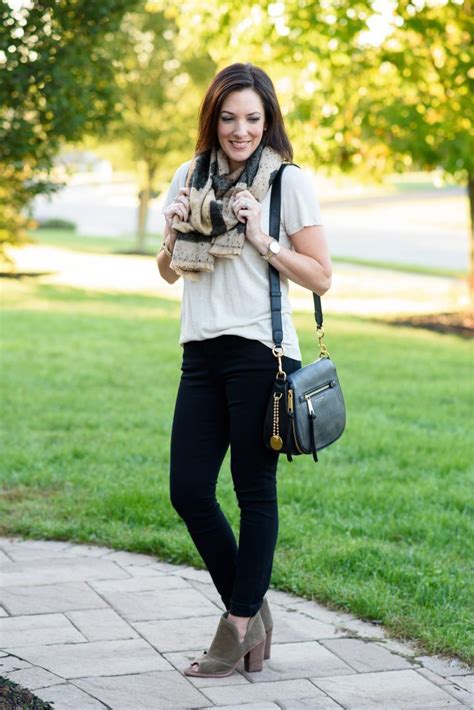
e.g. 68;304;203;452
36;218;76;231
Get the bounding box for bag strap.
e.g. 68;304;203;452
268;164;323;351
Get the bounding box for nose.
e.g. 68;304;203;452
232;122;248;138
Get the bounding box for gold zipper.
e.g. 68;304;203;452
292;420;305;454
287;388;305;454
288;389;294;413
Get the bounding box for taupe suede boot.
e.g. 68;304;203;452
184;611;266;678
260;597;273;659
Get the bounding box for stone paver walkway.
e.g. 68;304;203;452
0;537;472;710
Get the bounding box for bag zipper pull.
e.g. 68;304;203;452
288;389;294;414
305;395;315;417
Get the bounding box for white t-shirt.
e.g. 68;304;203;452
162;161;323;361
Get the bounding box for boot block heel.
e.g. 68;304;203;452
244;638;265;672
264;626;273;660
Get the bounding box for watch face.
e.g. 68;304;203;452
270;241;281;255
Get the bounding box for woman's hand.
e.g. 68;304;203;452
232;190;265;248
164;187;190;229
158;187;190;283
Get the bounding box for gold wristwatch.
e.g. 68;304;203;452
261;239;281;261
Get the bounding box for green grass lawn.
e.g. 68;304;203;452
1;278;473;663
332;256;465;279
27;228;467;279
28;228;163;256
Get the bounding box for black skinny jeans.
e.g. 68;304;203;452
169;335;301;617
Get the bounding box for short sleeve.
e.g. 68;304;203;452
161;160;191;213
280;165;323;236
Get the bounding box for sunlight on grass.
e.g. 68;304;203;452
2;281;181;319
1;279;472;662
29;228;163;255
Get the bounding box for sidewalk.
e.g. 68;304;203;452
0;538;471;709
7;244;470;317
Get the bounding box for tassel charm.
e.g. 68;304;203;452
270;392;283;450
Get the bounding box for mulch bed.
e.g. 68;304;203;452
384;311;473;338
0;678;53;710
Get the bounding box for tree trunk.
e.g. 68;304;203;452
136;161;156;253
468;173;474;306
136;189;149;253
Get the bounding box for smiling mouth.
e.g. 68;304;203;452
230;141;251;148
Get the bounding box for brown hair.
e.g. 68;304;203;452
195;63;293;161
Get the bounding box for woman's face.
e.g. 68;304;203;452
217;88;266;170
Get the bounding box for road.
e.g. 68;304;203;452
32;180;469;271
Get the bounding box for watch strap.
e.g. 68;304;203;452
262;240;278;261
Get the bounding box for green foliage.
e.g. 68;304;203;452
166;0;473;285
368;0;473;180
1;1;472;267
0;676;53;709
0;0;138;167
1;280;473;662
0;0;138;257
0;166;50;265
167;0;472;182
107;1;215;247
37;218;76;230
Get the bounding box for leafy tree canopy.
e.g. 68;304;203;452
0;0;138;258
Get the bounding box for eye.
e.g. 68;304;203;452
219;116;262;123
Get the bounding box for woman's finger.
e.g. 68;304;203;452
174;204;187;220
176;195;189;208
166;203;187;222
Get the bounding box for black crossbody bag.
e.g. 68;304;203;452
263;164;346;462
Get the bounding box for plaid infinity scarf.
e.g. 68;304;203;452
170;144;283;279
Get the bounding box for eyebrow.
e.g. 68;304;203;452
220;110;262;116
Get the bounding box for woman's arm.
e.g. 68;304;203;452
156;185;190;284
156;223;181;284
252;225;332;296
233;184;332;296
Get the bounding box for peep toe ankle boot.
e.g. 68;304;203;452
260;597;273;660
184;611;266;678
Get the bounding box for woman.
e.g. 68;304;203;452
157;62;331;678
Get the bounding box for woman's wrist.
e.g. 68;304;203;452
161;233;175;258
254;231;273;256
